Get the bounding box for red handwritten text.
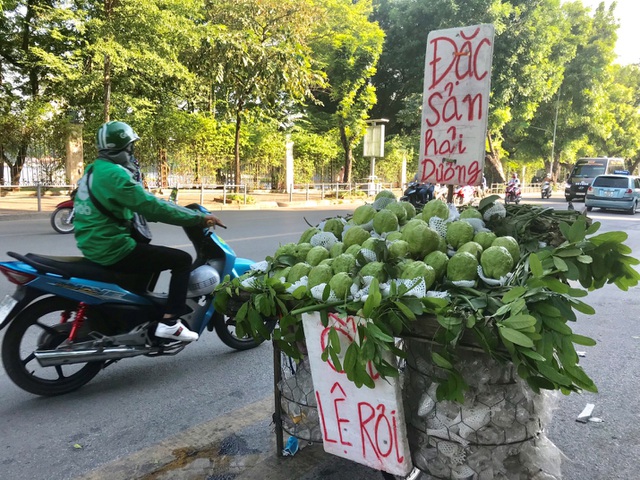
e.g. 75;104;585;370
428;27;492;89
420;158;481;185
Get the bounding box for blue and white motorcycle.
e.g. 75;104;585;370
0;204;273;396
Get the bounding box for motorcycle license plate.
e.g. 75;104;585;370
0;295;18;324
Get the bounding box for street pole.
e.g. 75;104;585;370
550;87;560;175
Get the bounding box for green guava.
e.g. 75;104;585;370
295;243;314;262
287;263;312;283
270;266;291;282
329;242;345;258
332;253;357;275
299;227;320;244
389;240;410;259
306;245;331;266
343;225;370;248
401;220;440;258
352;204;376;225
385;202;407;224
457;241;484;260
329;272;353;299
375;190;397;201
386;231;403;243
345;244;362;257
424;250;449;280
459;208;483;220
274;243;297;259
362;237;384;251
481;246;514;279
323;218;344;238
319;258;333;267
446;221;475;249
491;236;520;262
307;264;334;289
400;201;416;221
372;197;396;211
400;261;436;290
359;261;387;283
446;252;479;282
437;235;448;253
421;199;449;221
373;209;399;235
473;231;497;251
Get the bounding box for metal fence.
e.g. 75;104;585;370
0;181;402;212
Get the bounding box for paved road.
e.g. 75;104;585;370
0;206;356;480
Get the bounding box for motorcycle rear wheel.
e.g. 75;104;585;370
1;297;103;396
213;312;276;351
51;207;75;234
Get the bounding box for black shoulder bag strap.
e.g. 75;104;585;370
86;168;152;244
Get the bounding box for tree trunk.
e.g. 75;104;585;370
234;109;242;193
0;147;5;185
11;143;28;185
339;122;353;184
103;54;111;122
485;132;505;184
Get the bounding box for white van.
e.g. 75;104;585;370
564;157;626;202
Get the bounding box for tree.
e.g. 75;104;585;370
306;0;384;183
371;0;574;182
199;0;321;191
529;1;619;179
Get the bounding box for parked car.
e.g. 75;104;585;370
585;174;640;214
565;157;626;202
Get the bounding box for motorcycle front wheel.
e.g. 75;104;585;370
1;297;103;396
213;312;276;351
51;207;75;234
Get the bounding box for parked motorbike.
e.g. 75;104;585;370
541;181;552;199
454;185;476;206
50;189;77;234
505;183;522;204
0;204;274;396
400;180;425;208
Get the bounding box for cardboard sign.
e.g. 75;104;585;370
301;312;412;476
418;24;495;186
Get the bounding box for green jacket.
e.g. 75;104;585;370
74;159;205;265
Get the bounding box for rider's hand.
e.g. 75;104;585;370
203;214;226;229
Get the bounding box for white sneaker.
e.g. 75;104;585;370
155;321;199;342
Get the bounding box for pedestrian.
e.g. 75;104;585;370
337;166;345;184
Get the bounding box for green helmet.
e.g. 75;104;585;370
96;121;140;151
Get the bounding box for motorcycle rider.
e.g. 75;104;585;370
73;121;225;342
507;172;520;188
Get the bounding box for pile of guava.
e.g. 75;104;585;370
254;191;521;301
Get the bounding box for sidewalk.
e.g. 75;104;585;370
0;188;390;221
73;393;391;480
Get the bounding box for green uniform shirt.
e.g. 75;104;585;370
74;159;205;265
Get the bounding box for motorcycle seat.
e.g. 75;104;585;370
7;252;151;292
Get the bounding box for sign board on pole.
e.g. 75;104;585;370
363;124;385;158
418;24;495;186
301;312;412;477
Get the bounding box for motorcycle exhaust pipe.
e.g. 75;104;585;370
34;346;152;367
